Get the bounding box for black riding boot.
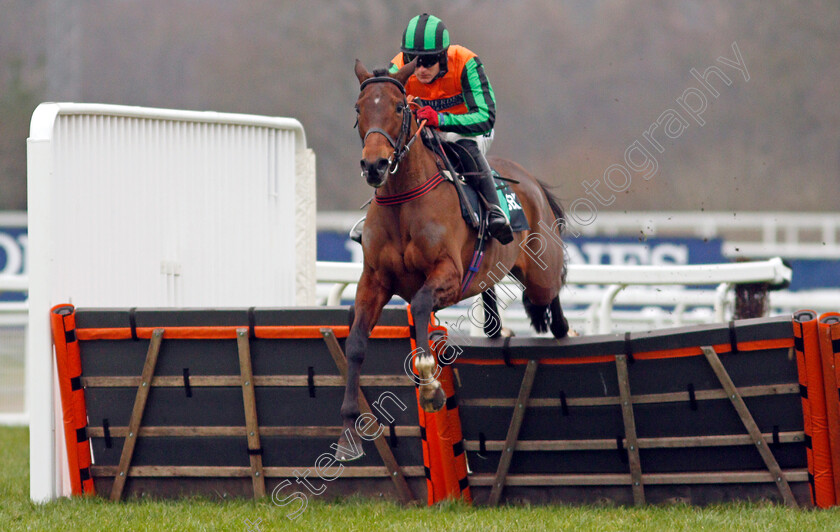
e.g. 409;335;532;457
457;139;513;245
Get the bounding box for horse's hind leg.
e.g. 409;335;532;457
522;292;568;338
482;288;502;338
522;292;550;334
549;295;570;338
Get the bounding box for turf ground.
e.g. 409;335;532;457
2;427;840;531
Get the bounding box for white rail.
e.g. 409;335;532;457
0;413;28;426
581;211;840;258
0;275;28;292
570;211;840;240
316;281;840;335
315;258;793;334
318;211;840;259
0;302;28;327
558;211;840;258
0;277;27;427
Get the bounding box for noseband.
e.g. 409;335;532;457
357;76;415;175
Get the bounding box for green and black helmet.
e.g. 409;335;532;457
401;13;450;64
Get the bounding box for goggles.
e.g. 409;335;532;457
404;52;443;68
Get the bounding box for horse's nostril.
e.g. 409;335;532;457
361;158;389;180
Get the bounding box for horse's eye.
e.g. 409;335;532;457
396;104;404;113
354;105;360;114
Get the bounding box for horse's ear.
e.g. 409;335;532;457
355;59;373;84
392;59;416;86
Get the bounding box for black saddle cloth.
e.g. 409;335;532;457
436;140;529;232
459;174;529;232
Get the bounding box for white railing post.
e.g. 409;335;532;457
327;283;349;306
598;284;626;334
673;302;687;326
586;303;599;335
714;282;732;322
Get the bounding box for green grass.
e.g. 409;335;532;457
2;427;840;531
0;327;26;413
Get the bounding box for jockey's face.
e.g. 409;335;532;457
414;61;440;84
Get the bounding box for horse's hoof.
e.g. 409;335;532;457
335;449;364;462
333;433;364;462
334;446;365;462
420;387;447;413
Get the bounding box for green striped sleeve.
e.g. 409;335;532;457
388;53;403;75
439;57;496;136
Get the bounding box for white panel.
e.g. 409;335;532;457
27;103;315;502
47;113;302;308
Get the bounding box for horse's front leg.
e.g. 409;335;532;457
335;273;391;462
411;265;460;413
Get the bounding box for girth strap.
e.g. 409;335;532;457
460;211;490;295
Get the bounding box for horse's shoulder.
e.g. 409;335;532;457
361;245;403;286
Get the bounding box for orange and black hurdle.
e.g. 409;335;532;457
50;306;840;507
51;306;429;502
450;315;810;506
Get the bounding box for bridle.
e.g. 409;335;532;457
356;75;424;175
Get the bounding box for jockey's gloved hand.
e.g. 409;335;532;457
416;106;440;128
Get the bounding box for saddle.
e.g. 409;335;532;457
426;132;530;233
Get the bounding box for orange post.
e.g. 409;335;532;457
407;308;470;504
431;325;471;502
793;310;835;507
50;304;96;496
818;313;840;503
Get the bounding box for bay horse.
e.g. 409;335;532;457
335;59;569;461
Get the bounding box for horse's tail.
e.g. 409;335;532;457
537;179;567;283
537;179;566;232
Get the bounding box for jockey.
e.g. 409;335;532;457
389;13;513;244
